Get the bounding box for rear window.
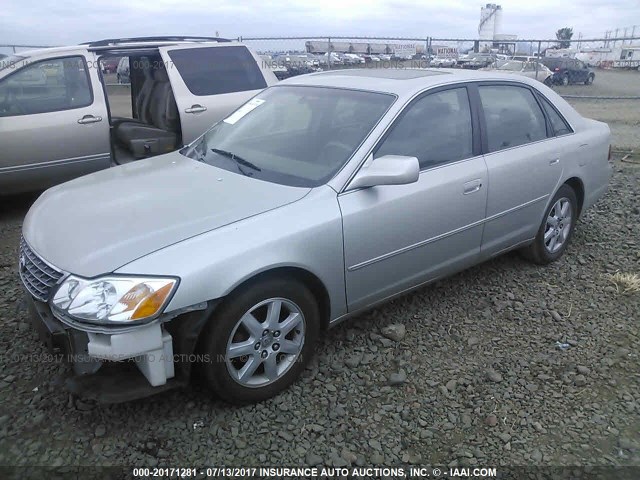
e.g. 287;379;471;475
168;46;267;96
542;58;563;69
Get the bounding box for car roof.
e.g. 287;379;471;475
14;38;234;57
278;68;544;98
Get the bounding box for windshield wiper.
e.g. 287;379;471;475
211;148;261;172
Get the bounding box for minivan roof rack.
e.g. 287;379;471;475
83;36;232;47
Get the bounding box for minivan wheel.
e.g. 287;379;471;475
585;74;594;85
521;184;578;265
197;278;320;404
561;74;569;86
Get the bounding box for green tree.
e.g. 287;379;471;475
556;27;574;48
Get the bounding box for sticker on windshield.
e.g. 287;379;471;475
223;98;265;125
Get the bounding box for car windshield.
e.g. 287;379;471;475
182;85;395;187
498;61;524;71
0;55;26;71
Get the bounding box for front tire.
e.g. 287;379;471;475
585;74;594;85
521;184;578;265
197;277;320;404
561;74;569;86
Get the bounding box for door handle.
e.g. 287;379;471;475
549;158;560;165
77;115;102;124
463;179;482;195
185;104;207;114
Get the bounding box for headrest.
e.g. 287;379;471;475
153;68;169;82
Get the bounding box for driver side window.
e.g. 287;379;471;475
0;56;92;117
374;87;474;169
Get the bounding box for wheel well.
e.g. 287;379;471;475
232;267;331;330
564;177;585;217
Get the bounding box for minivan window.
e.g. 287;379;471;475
0;56;92;117
479;85;547;152
182;86;395;187
168;46;267;96
375;87;473;168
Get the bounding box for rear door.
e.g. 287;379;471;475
0;50;110;194
159;43;278;143
476;82;564;257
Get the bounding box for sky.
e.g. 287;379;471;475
1;0;639;47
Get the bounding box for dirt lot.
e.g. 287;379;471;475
0;157;638;474
558;69;640;150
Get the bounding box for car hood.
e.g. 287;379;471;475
23;152;311;277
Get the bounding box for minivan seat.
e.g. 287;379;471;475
111;58;155;127
115;68;180;158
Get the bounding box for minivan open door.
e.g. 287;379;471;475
158;43;277;144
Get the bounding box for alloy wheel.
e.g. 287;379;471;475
225;298;305;387
544;197;573;254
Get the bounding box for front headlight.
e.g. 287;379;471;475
52;275;178;324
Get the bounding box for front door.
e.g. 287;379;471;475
159;43;277;144
338;86;488;311
0;52;110;194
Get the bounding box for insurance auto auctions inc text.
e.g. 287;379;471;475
212;466;498;478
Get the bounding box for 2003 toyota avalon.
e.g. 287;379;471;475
20;68;611;404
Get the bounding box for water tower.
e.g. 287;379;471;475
479;3;503;43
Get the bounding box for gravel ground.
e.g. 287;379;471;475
0;159;639;475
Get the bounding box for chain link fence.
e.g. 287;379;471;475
2;35;639;149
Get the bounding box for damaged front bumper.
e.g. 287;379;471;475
26;294;218;403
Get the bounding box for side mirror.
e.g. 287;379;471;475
347;154;420;191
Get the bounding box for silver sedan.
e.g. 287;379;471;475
21;68;611;403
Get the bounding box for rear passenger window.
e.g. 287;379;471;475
168;46;267;96
479;85;547;152
538;95;572;136
375;88;473;169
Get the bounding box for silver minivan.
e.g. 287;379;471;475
0;36;277;194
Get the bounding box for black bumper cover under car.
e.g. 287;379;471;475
26;293;219;403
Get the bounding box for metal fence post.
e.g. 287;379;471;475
327;37;331;70
535;40;541;80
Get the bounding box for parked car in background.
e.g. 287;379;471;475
362;55;381;63
22;68;611;404
269;54;319;79
319;52;343;66
101;57;120;73
512;55;539;62
0;36;277;195
344;53;365;64
458;53;495;69
432;56;457;67
485;60;553;85
541;57;595;85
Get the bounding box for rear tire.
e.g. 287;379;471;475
521;184;578;265
585;74;594;85
561;74;569;86
197;277;320;404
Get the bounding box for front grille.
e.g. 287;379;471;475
19;237;63;302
